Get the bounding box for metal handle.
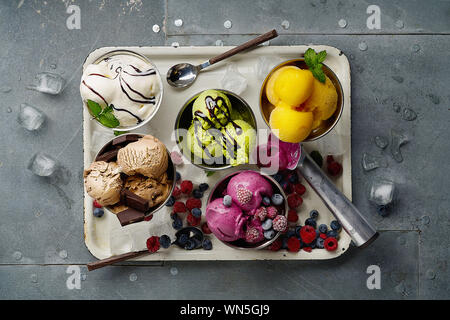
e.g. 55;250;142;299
297;147;378;247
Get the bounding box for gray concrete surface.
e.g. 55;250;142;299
0;0;449;299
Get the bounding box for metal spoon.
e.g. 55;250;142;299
166;29;278;88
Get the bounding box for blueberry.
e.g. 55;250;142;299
261;219;273;231
271;194;283;206
376;205;389;217
330;220;341;231
185;239;195;250
286;229;296;238
191;207;202;218
199;183;209;192
177;233;188;246
310;241;317;249
223;195;232;207
262;196;271;206
191;237;203;249
280;181;289;191
272;173;283;183
281;236;288;249
318;224;328;234
175;171;181;182
202;238;212;250
316;237;325;249
309;210;319;220
166;196;175;207
305;218;317;229
171;212;179;220
264;229;276;240
93;208;104;218
193;189;203;198
159;235;171;248
327;230;338;238
295;225;302;238
288;173;299;184
172;217;183;230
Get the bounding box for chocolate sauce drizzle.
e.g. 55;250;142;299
192;95;243;160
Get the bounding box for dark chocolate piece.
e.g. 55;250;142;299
121;189;150;212
111;134;140;146
95;149;118;162
117;208;145;226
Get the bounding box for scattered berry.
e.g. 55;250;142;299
330;220;341;231
261;218;273;231
268;238;283;251
144;215;153;221
287;237;301;252
272;173;283;183
326;230;338;238
177;233;188;246
273;215;288;232
281;181;292;193
159;235;171;248
180;180;193;194
201;222;211;234
193;189;203;198
199;183;209;192
271;194;283;206
303;246;312;252
254;207;267;221
286;229;296;238
326;155;335;164
93;200;102;208
175;171;181;182
324;237;338;251
202;238;212;250
300;225;316;244
327;161;342;176
187;213;201;226
305;218;317;229
295;225;302;238
146;236;160;253
236;187;252;204
309;210;319;220
245;227;263;243
172;186;182;198
172;217;183;230
223;195;232;207
266;206;278;219
310;150;323;168
93;207;104;218
262;196;271;206
191;207;202;218
287;194;303;209
288;173;299;184
316;237;325;248
186;198;201;211
173;201;186;213
287;209;298;223
165;196;175;207
185;239;196;250
318;224;328;234
294;183;306;195
264;229;276;240
320;233;327;239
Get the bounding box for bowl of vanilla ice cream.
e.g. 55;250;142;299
80;50;164;131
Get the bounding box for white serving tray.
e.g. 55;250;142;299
83;45;352;261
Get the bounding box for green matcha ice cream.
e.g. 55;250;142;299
192;89;232;129
221;120;256;166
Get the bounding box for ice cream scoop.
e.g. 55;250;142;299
117;135;168;179
192;89;232;129
205;198;248;242
226;171;273;212
122;173;172;208
83;161;123;206
221;119;257;166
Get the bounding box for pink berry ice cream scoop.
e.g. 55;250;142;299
226;171;273;212
205;198;248;242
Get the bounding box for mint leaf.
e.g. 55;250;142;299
114;130;126;136
304;48;316;68
303;48;327;83
87;100;102;117
205;171;215;177
311;65;326;83
98;110;120;128
317;50;327;63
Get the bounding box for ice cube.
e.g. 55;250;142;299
255;56;284;81
374;135;388;149
27;72;65;95
362;152;387;171
402;108;417;121
27;153;58;177
17;103;46;131
368;178;395;206
390;129;409;162
220;63;248;95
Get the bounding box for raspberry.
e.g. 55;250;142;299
326;155;335;164
180;180;193;194
93;200;103;208
324;237;338;251
144;215;153;221
287;237;301;252
300;225;316;244
173;201;186;213
186;198;202;211
320;233;327;239
287;209;298;223
293;183;306;195
268;238;282;251
254;207;267;221
236;187;252;205
302;246;312;252
245;227;262;243
187;213;201;226
172;186;182;198
272;215;288;232
266;206;278;219
146;236;160;253
287;194;303;209
327;161;342;177
201;222;211;234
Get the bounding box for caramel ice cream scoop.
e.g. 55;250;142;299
83;161;123;206
117;135;168;179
